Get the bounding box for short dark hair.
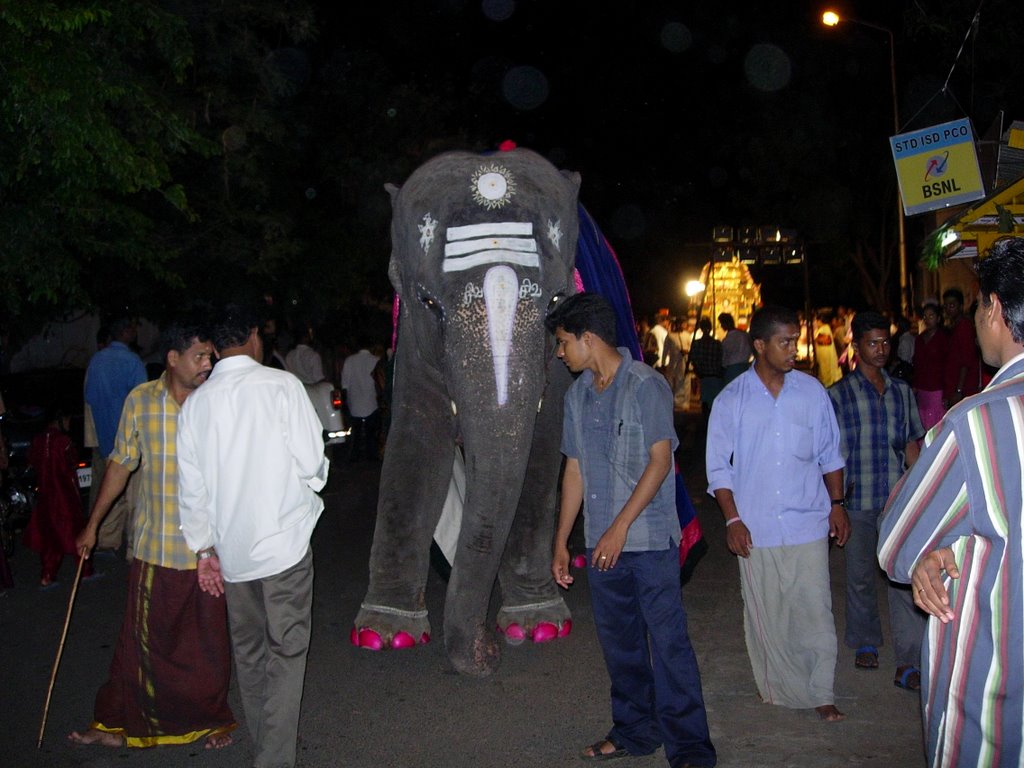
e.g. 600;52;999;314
718;312;736;331
921;301;941;316
749;305;798;344
212;304;258;351
109;316;134;338
544;292;617;346
160;320;211;363
851;310;890;341
697;316;713;334
979;237;1024;343
942;287;964;306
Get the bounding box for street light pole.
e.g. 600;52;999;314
823;11;911;316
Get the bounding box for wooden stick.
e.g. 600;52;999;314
37;552;86;749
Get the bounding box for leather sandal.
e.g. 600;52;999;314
580;738;628;761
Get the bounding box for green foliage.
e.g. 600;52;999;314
0;1;215;328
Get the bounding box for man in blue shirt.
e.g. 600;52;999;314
706;305;849;721
84;317;146;551
827;311;924;689
548;293;716;767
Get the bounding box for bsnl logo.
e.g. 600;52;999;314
921;150;961;198
893;123;971;200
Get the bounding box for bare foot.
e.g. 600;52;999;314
68;728;124;746
205;732;234;749
815;704;846;722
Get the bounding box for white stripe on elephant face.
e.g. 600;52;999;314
447;222;532;240
444;237;537;257
484;265;519;407
442;250;539;273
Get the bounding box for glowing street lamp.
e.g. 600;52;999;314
822;9;910;316
685;280;706;298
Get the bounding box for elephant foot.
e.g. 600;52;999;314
496;597;572;647
350;626;430;650
446;623;500;677
352;603;431;651
497;619;572;645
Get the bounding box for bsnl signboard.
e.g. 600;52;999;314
890;118;985;216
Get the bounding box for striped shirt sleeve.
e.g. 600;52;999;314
878;418;971;583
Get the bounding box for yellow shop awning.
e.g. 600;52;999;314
930;173;1024;262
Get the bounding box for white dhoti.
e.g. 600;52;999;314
739;538;838;709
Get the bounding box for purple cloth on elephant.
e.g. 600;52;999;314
574;204;644;363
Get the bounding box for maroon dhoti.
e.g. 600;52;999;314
92;559;236;746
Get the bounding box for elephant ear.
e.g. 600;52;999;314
384;182;403;296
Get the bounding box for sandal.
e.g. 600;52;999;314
894;665;921;691
854;645;879;669
580;738;628;761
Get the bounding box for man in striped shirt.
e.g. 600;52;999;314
878;236;1024;767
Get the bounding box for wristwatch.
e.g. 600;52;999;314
197;548;216;560
830;498;847;508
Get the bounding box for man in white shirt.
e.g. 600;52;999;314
177;305;329;768
340;338;381;461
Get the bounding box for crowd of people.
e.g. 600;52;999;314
6;233;1023;767
625;240;1017;767
2;305;394;767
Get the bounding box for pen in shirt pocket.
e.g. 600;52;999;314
618;420;623;435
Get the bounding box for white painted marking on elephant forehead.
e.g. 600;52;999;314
484;265;519;407
447;222;532;240
418;213;437;253
547;219;562;250
444;236;537;257
442;250;539;273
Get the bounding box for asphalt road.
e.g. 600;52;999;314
1;417;926;767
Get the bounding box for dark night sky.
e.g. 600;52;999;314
314;0;1021;315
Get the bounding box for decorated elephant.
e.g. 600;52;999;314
352;146;581;676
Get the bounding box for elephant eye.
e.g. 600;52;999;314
546;291;567;317
417;287;444;321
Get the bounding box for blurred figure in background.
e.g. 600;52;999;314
912;301;949;432
84;317;146;555
23;409;93;588
942;288;981;409
341;336;382;462
813;313;842;388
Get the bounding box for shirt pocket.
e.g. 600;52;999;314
785;422;815;462
610;421;644;485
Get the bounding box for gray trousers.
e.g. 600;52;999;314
225;548;314;768
844;512;926;666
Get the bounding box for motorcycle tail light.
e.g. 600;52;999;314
331;389;343;410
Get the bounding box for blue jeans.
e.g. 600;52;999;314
589;544;716;768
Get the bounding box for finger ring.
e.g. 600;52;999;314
918;588;925;594
600;555;607;560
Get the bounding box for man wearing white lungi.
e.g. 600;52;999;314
706;305;850;721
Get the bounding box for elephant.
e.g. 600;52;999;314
352;147;581;676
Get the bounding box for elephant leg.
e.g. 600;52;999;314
353;366;454;651
496;363;572;644
443;484;519;677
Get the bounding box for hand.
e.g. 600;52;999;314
76;528;97;559
726;519;752;558
829;505;851;547
551;544;574;589
911;547;959;622
591;524;627;571
197;555;225;598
